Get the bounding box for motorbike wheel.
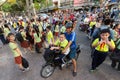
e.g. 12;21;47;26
40;64;55;78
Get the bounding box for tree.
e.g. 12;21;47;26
1;2;12;12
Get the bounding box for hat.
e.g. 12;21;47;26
66;22;73;28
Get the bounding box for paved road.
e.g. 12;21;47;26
0;26;120;80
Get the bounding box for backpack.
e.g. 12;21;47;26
16;32;24;42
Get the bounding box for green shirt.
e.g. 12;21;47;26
54;25;59;32
9;42;21;57
55;39;68;51
21;31;26;40
60;26;66;33
92;38;115;52
4;28;10;37
33;33;41;43
46;31;54;44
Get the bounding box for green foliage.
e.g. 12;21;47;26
2;2;12;12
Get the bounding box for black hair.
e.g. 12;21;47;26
7;33;14;42
113;24;119;29
100;29;110;34
46;26;51;30
4;24;10;30
19;26;24;31
104;19;111;25
8;33;14;37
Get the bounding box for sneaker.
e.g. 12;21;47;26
72;71;77;77
61;64;65;68
89;69;97;73
25;67;30;71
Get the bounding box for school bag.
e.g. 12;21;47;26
22;57;29;68
16;32;24;42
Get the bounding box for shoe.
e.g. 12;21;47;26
89;69;97;73
61;64;65;68
72;71;77;77
20;68;25;72
25;67;30;71
59;65;62;70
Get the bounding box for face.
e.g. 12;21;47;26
9;35;15;42
66;27;72;33
100;33;110;40
59;34;65;41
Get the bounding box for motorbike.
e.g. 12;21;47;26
40;45;81;78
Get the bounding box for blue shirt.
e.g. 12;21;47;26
65;32;76;50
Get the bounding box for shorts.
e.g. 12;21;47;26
69;48;76;59
20;40;30;48
15;56;22;64
54;32;59;36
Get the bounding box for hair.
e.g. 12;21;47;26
19;26;24;31
60;33;65;36
46;26;51;30
113;24;119;29
104;19;111;25
4;24;10;30
100;29;110;34
7;33;14;42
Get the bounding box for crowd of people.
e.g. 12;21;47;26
0;7;120;77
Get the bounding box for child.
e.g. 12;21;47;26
50;33;70;66
33;27;42;53
90;29;115;72
54;21;59;37
8;33;29;72
19;27;32;53
46;26;54;47
60;23;66;34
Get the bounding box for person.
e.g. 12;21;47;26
113;24;120;42
33;27;42;53
90;29;115;72
19;27;32;53
92;18;114;40
50;33;70;66
54;21;60;37
8;33;29;72
46;26;54;47
110;38;120;71
0;26;6;45
64;22;77;77
3;24;11;37
60;23;66;34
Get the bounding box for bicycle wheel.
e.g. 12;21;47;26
40;64;55;78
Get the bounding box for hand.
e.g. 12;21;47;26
50;47;54;50
62;49;66;54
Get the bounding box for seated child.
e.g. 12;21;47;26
50;33;70;64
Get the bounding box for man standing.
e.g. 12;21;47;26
63;22;77;77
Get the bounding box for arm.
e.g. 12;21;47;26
106;40;115;50
62;41;72;53
14;48;23;56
